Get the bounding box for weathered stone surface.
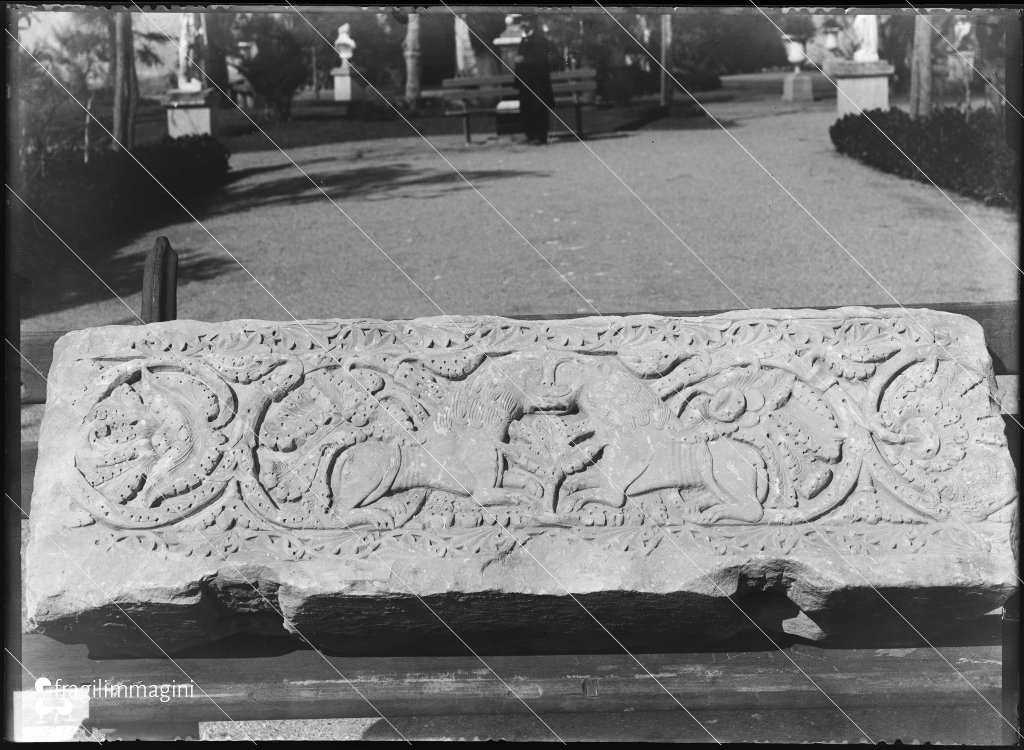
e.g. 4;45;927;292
825;59;896;118
26;309;1017;656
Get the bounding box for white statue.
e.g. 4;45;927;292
334;23;356;61
177;14;203;91
952;18;974;50
852;15;880;63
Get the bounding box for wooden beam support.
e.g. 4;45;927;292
18;633;1003;727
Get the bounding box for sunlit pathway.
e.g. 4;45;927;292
21;75;1017;333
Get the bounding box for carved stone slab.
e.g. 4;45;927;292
26;309;1017;656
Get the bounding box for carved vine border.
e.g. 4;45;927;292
67;312;1014;550
84;517;998;563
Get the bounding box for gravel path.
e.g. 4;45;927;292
20;75;1018;333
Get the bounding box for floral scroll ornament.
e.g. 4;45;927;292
74;360;235;529
66;312;1016;563
864;353;1015;521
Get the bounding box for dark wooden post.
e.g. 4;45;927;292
141;237;178;324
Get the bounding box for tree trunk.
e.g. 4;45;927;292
203;12;234;103
128;27;139;142
660;13;673;107
454;14;477;77
909;15;933;119
403;13;421;107
112;11;137;150
312;42;319;100
84;92;94;164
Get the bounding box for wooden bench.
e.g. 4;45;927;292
438;68;597;144
10;238;1020;741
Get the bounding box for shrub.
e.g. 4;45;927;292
19;135;231;246
233;15;307;121
671;64;723;93
829;107;1019;207
134;135;232;196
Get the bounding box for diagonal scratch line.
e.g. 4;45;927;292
4;648;104;744
289;9;868;739
594;6;1023;734
288;1;750;312
592;6;1023;430
10;180;569;740
7;192;422;743
427;6;1018;733
5;648;106;744
4;492;258;743
904;4;1023;120
12;10;1011;737
120;7;731;739
751;4;1020;274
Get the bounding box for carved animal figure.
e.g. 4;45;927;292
564;438;769;524
328;352;579;526
561;358;770;524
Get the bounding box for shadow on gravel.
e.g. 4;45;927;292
14;219;238;321
225;157;339;184
208;163;552;215
640;113;740;131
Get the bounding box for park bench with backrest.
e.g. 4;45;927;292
11;238;1020;741
438;68;598;143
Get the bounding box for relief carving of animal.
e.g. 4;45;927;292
557;357;770;524
327;352;580;526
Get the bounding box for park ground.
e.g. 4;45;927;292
18;71;1018;334
19;71;1020;742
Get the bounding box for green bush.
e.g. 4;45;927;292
671;64;723;93
829;107;1019;207
20;135;231;246
134;135;232;195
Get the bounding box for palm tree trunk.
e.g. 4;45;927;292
454;14;476;77
403;13;421;107
112;11;137;149
909;15;933;119
84;92;94;163
660;13;673;107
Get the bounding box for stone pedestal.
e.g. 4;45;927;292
827;60;895;117
165;88;215;138
494;19;525;69
332;62;361;103
782;72;814;102
495;99;521;135
25;310;1017;656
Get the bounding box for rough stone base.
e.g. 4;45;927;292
166;106;213;138
29;533;1014;658
828;60;896;117
782;72;814;103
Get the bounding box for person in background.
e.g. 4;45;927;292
514;16;555;145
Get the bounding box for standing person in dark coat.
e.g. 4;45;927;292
514;16;555;145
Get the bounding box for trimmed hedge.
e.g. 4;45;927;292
20;135;231;246
829;107;1019;208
